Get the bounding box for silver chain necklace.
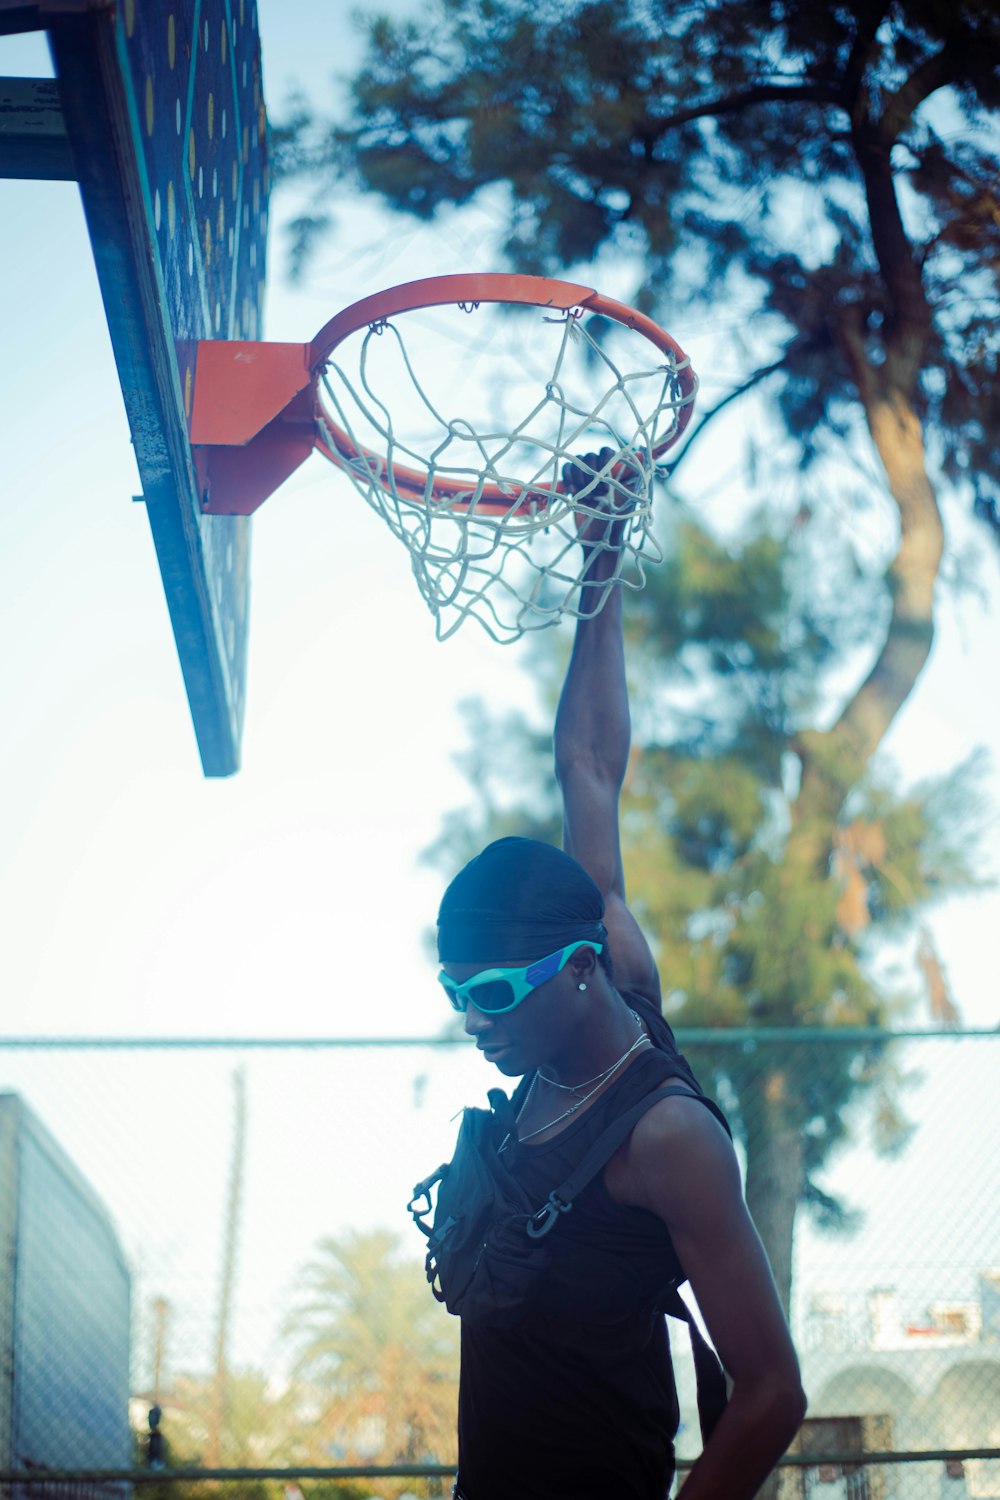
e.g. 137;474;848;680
514;1020;650;1146
536;1010;647;1094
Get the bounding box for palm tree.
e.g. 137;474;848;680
284;1229;460;1469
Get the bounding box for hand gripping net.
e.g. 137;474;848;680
311;276;697;644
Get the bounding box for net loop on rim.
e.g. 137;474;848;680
310;277;697;644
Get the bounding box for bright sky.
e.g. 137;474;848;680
0;9;533;1042
1;4;997;1044
1;0;998;1406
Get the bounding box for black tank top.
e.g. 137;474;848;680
455;1000;721;1500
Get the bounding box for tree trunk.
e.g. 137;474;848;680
833;388;944;767
794;351;944;854
742;1086;806;1318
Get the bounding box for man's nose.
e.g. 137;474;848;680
463;1004;493;1037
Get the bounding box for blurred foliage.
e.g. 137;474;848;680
283;1229;459;1481
421;501;992;1305
162;1367;303;1469
141;1234;457;1497
277;0;1000;537
275;0;999;1313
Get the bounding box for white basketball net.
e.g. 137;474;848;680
314;306;695;644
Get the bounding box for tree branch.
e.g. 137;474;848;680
665;355;788;479
881;44;960;140
648;81;840;140
843;4;892;98
851;118;932;390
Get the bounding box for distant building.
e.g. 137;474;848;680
0;1094;132;1499
796;1273;1000;1500
672;1271;1000;1497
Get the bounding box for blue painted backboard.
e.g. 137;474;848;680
42;0;270;775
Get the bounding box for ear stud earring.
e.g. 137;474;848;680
578;982;587;992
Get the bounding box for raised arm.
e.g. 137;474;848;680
554;453;661;1004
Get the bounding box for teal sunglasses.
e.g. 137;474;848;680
439;940;603;1015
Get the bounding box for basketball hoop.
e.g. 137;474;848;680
190;273;697;643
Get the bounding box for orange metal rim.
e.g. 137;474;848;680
310;273;697;511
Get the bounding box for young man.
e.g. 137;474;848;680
435;458;806;1499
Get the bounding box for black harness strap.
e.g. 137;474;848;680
523;1082;731;1444
526;1085;729;1237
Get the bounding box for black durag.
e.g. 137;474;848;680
437;836;607;963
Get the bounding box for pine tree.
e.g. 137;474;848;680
277;0;998;1305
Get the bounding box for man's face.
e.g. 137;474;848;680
440;956;583;1077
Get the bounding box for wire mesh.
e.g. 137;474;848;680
0;1031;996;1500
313;302;695;643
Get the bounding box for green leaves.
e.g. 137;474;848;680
283;1230;459;1466
282;0;999;1301
278;0;1000;531
418;494;992;1289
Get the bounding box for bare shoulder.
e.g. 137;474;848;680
632;1090;734;1173
608;1087;740;1218
632;1088;731;1148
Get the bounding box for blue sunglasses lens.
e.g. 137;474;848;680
443;977;518;1014
465;979;519;1013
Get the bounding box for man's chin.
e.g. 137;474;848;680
480;1043;522;1073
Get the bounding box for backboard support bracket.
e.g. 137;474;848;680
191;341;316;517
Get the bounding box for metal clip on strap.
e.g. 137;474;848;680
526;1191;573;1240
408;1165;447;1237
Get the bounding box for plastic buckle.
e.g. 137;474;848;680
526;1191;573;1240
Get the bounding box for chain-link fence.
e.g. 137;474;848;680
0;1029;997;1499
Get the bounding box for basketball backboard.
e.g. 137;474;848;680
0;0;269;775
